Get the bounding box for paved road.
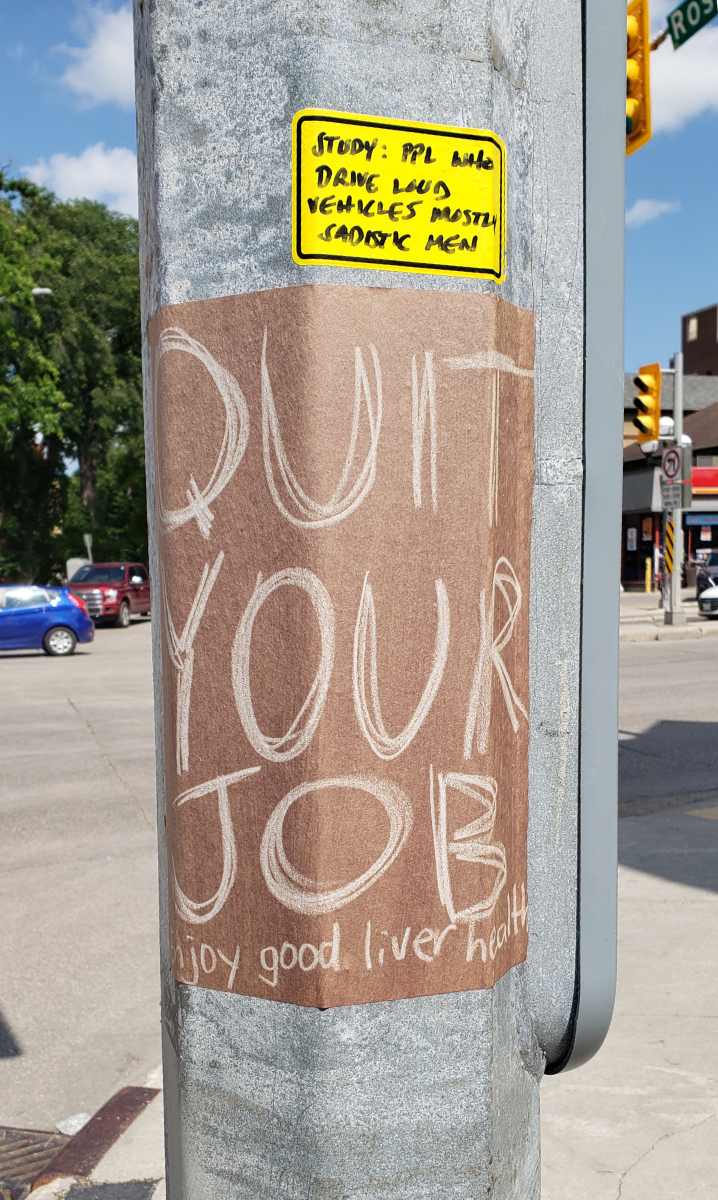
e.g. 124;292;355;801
619;638;718;812
543;639;718;1199
0;620;160;1130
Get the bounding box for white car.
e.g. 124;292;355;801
697;584;718;619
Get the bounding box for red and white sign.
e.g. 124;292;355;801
662;446;681;483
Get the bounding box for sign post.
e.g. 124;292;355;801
134;0;624;1193
665;352;686;625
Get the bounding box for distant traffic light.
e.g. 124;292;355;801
626;0;651;155
633;363;661;442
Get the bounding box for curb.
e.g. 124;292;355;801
31;1089;159;1193
619;790;718;819
620;619;718;642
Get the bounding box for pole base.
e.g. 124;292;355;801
664;611;686;625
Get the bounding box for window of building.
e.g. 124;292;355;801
687;316;699;341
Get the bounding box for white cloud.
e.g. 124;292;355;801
59;5;135;110
23;143;138;218
649;19;718;132
625;198;680;228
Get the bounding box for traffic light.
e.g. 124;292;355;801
632;362;661;442
626;0;651;155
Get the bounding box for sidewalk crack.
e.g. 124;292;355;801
66;694;154;829
616;1111;717;1199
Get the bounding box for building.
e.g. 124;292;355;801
682;303;718;376
623;300;718;449
622;395;718;586
622;302;718;584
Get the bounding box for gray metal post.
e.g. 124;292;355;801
666;351;685;624
133;0;624;1194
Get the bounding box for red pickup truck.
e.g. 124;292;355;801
67;562;151;627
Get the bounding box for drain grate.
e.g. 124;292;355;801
0;1126;69;1200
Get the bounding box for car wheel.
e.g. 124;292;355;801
115;600;131;628
43;626;77;656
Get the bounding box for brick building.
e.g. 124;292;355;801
682;303;718;376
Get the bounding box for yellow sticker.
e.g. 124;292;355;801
292;109;506;281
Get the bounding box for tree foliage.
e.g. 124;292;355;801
0;186;68;580
0;174;146;581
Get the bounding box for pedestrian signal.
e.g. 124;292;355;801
632;362;661;443
626;0;651;155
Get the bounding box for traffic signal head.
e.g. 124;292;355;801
626;0;651;155
632;363;661;443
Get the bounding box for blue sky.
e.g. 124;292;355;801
0;2;136;213
1;1;717;372
626;0;718;371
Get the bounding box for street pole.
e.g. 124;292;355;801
134;0;624;1194
666;351;685;625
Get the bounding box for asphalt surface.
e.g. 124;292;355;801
619;637;718;812
0;620;160;1130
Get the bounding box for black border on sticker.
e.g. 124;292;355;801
294;113;505;278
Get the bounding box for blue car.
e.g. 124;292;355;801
0;584;94;656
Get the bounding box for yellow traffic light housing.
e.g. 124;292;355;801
626;0;651;155
632;362;661;442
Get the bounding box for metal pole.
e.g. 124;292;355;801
133;0;624;1193
666;351;685;624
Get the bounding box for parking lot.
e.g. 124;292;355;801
0;618;160;1129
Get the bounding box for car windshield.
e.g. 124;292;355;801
71;566;125;584
705;552;718;568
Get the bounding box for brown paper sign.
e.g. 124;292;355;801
149;284;534;1008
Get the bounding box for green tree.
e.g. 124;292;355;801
0;175;147;579
0;181;68;581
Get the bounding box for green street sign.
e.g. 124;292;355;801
667;0;717;48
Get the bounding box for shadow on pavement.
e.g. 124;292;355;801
619;719;718;894
619;719;718;807
619;803;718;896
0;1011;21;1058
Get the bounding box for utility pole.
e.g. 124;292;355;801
665;351;686;625
134;0;624;1194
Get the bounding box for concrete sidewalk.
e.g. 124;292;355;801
541;799;718;1199
29;788;718;1200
